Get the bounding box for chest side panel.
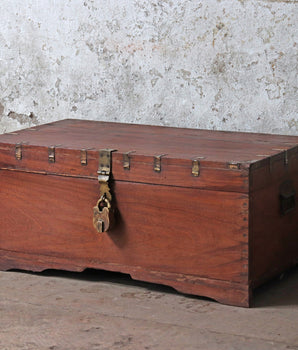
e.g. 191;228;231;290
0;170;249;284
250;147;298;287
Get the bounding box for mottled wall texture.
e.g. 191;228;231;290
0;0;297;135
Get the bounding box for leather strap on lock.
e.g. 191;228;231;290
93;149;117;233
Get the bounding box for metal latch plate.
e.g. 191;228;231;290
98;149;116;181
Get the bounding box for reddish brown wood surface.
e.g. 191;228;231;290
250;152;298;287
0;119;297;162
0;170;249;284
0;250;251;307
1;119;297;193
0;144;249;192
1;120;297;307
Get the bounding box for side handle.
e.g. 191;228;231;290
280;181;296;215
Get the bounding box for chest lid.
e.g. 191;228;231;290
0;119;297;193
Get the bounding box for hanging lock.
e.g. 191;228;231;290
93;195;114;233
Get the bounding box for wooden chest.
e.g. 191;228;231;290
0;119;297;307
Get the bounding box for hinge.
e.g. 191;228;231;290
154;154;167;173
15;144;22;161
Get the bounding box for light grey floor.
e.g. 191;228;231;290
0;267;297;350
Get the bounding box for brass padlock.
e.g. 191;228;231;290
93;195;114;233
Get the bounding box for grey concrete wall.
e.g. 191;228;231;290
0;0;297;135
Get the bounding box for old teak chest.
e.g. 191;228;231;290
0;119;297;307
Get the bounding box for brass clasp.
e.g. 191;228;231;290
93;149;117;233
154;154;167;173
97;149;116;181
48;146;56;163
80;149;88;166
192;157;205;176
15;144;22;161
123;151;135;170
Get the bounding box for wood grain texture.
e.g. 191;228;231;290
0;170;249;306
1;119;297;193
1;119;297;307
250;152;298;287
0;144;249;193
0;250;251;307
0;119;297;163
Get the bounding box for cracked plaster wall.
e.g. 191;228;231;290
0;0;297;135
